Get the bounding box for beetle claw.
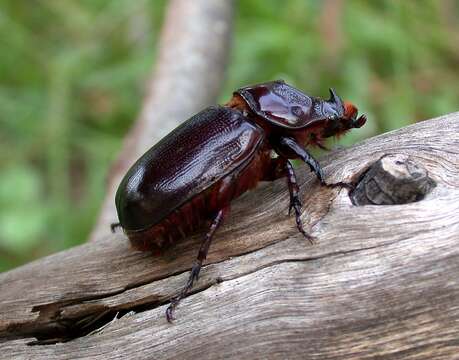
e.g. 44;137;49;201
300;230;316;245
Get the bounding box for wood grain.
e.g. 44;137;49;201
0;113;458;359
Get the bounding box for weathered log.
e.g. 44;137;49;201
0;113;458;359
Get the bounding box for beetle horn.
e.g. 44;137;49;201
328;88;344;109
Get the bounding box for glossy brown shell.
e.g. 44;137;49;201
235;80;345;130
115;106;264;231
126;145;272;253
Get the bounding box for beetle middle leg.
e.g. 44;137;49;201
263;157;314;243
284;160;314;244
166;207;228;322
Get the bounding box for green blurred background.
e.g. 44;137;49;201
1;0;458;272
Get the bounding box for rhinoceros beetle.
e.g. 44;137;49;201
112;80;366;321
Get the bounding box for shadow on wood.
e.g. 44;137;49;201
0;113;458;359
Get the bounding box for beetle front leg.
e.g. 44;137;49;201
166;207;228;322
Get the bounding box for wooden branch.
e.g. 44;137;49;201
89;0;234;242
0;112;458;358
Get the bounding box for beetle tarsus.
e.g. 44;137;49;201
285;160;314;244
165;208;227;322
166;261;201;323
290;196;315;245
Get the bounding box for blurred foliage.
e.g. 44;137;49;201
0;0;458;271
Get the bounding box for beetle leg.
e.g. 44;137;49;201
262;156;314;242
285;160;315;245
279;137;326;185
278;137;355;190
166;207;228;322
110;222;122;233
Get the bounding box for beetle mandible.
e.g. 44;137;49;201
111;80;366;322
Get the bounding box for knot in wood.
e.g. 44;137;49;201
350;154;436;206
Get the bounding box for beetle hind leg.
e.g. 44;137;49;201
166;207;228;322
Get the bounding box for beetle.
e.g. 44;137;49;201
111;80;366;322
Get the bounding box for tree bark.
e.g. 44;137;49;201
0;113;458;359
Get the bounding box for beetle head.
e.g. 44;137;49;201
319;89;366;138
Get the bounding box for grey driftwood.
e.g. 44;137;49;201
0;112;458;359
